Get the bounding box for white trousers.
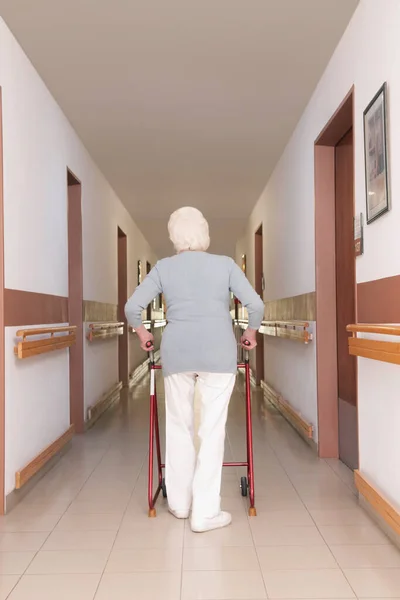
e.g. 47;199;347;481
164;372;236;520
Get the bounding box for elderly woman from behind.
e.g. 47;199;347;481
125;207;264;533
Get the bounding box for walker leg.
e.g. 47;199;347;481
148;369;156;517
245;360;256;516
153;382;163;487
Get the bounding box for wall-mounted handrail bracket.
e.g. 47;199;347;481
237;319;312;344
87;322;124;342
130;319;167;334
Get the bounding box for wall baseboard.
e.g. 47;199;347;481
6;439;72;514
86;382;123;430
355;470;400;548
237;366;257;388
15;425;75;491
129;350;161;388
260;379;316;450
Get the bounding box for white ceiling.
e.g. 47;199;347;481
0;0;358;257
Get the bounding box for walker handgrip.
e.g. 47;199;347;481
146;341;155;364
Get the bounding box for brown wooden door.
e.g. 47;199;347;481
67;171;84;433
254;226;264;385
335;128;358;469
118;228;128;386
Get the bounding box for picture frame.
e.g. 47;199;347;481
137;260;142;285
363;82;390;224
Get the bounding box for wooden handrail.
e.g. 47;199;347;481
89;322;124;330
14;326;77;359
153;319;167;328
236;319;312;344
347;324;400;336
130;319;166;333
347;323;400;365
87;322;124;342
16;325;76;338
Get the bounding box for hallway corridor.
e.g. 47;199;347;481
0;375;399;599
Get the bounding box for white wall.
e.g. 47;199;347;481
237;0;400;493
5;326;70;495
0;18;157;495
358;351;400;511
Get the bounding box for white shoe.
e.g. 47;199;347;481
169;508;190;519
191;511;232;533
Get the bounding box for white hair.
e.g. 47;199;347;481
168;207;210;253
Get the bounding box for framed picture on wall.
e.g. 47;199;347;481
137;260;142;285
241;254;247;275
363;82;390;224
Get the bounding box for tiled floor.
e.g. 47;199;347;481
1;374;400;599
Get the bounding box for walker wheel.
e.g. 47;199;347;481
240;476;248;497
161;478;167;498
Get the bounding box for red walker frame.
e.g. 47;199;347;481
147;349;257;517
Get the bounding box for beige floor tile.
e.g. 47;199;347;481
0;532;48;552
11;498;72;515
220;479;248;497
0;514;61;533
331;544;400;569
66;500;128;515
257;545;337;570
10;376;398;599
55;512;122;532
184;520;253;548
8;573;100;599
105;547;182;572
254;509;314;527
183;546;259;571
0;575;20;599
94;572;181;600
293;482;353;499
252;496;305;512
263;569;355;598
344;568;400;597
27;550;109;574
310;508;373;526
181;570;267;599
301;492;359;511
0;552;34;575
251;523;326;547
114;524;184;549
120;511;185;529
42;530;116;551
5;503;66;518
220;496;249;512
320;524;391;546
76;489;131;504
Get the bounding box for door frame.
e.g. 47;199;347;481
117;227;128;386
67;169;84;434
0;89;5;513
254;224;264;385
314;87;358;458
